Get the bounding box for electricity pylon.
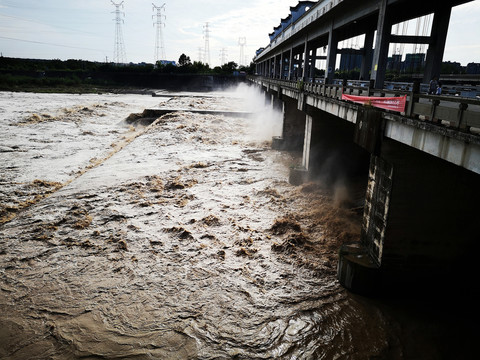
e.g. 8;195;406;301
203;22;211;66
219;48;228;65
238;37;246;66
153;3;166;63
111;1;127;64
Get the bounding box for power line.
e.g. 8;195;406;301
0;35;105;53
0;13;101;36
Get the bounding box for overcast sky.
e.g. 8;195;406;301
0;0;479;67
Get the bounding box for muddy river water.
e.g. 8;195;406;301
0;86;476;359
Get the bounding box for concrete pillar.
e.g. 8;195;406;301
325;21;338;84
264;90;271;106
361;30;375;80
309;47;318;80
281;96;306;151
370;0;391;89
280;52;284;79
302;115;313;170
288;48;294;81
301;37;309;80
272;99;285;150
423;7;452;83
340;126;480;294
272;55;277;79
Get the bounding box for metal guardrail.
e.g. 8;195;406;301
248;76;480;133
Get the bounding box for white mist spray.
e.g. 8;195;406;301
227;82;283;143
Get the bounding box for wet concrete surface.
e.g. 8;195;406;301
0;87;476;359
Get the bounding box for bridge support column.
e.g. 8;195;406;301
361;30;375;81
325;21;338;84
289;106;371;186
301;37;310;81
272;55;277;79
370;0;391;89
309;48;318;80
289;114;312;185
288;48;294;81
423;7;452;83
302;115;313;170
279;52;284;79
274;96;306;154
339;107;480;295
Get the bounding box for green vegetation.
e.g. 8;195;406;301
0;54;255;93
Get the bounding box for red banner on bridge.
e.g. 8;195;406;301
341;94;407;113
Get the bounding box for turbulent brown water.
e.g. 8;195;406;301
0;87;475;359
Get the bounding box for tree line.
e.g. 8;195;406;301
0;54;254;92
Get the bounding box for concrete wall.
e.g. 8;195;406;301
378;138;480;288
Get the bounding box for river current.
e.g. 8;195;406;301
0;86;475;359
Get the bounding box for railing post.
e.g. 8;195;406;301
458;103;469;130
368;79;375;96
407;81;420;117
431;99;440;123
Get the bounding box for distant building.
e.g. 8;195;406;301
158;60;176;66
403;53;425;71
442;61;463;74
339;50;362;71
387;54;403;72
466;62;480;74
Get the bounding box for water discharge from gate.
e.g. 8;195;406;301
0;87;475;359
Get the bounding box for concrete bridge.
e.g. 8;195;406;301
250;0;480;294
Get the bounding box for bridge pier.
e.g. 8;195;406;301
289;105;371;186
273;96;306;154
424;7;452;82
338;108;480;294
251;74;480;296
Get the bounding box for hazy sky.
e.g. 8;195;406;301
0;0;479;67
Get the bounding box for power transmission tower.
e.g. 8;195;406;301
238;37;246;66
111;1;127;64
153;3;166;63
203;22;211;66
219;48;228;65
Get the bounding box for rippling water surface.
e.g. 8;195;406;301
0;88;475;359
